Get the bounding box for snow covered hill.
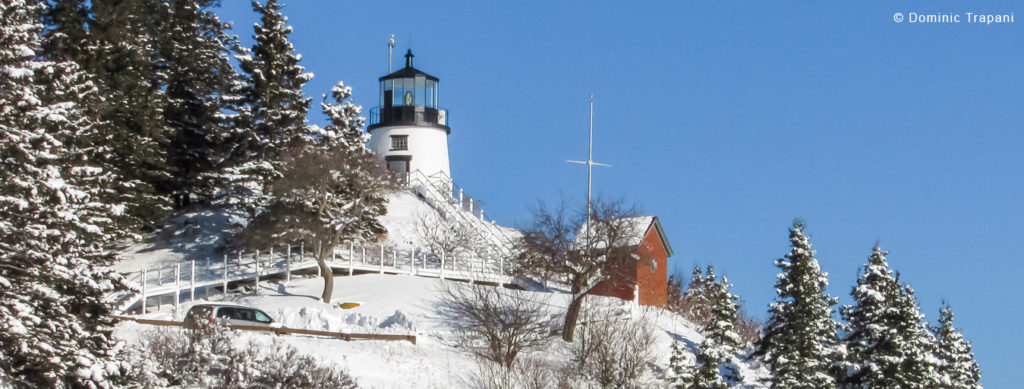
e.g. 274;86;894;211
113;273;769;388
108;189;769;387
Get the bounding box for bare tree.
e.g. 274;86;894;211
566;308;658;388
414;210;478;257
516;198;643;342
438;283;552;369
735;310;763;347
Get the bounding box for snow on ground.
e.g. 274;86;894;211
115;273;769;388
378;191;437;248
111;204;248;274
112;191;447;275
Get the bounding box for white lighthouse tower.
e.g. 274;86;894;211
367;49;451;180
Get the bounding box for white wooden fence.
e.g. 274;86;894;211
120;242;514;314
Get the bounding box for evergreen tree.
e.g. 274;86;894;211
231;0;312;193
683;265;715;327
933;304;982;388
0;1;133;385
157;0;241;205
669;341;694;388
41;0;92;62
88;0;173;225
841;244;940;388
757;221;841;389
675;275;743;388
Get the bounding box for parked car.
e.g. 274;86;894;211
183;303;276;329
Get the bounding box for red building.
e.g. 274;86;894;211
588;217;673;307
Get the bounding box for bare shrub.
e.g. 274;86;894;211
735;310;763;346
439;283;552;368
414;210;480;256
127;320;357;388
467;355;559;389
129;320;237;387
567;310;658;388
256;342;359;388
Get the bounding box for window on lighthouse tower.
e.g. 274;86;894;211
390;135;408;151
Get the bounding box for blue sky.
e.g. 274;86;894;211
216;1;1021;386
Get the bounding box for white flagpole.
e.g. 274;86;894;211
567;94;611;228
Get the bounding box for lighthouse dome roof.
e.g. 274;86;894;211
380;49;438;82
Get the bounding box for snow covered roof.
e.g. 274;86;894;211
574;216;673;257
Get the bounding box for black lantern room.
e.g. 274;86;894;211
368;50;449;133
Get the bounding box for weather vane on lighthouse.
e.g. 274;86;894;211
387;34;396;72
567;94;611;227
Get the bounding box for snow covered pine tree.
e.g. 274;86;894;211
0;1;135;386
672;273;743;388
85;0;175;225
756;221;843;389
221;0;313;210
696;276;744;387
157;0;242;205
933;304;982;388
841;244;941;388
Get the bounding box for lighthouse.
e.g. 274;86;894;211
367;49;451;180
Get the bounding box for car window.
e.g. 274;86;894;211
215;307;236;319
236;309;254;321
252;310;271;323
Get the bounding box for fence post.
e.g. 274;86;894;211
380;244;384;268
285;245;291;284
468;198;474;213
440;250;445;280
421;247;426;269
222;254;228;294
361;246;366;264
173;263;180;311
156;266;162;286
349;244;354;276
300;241;305;260
189;260;196;302
408;249;414;275
458;188;463;206
379;246;384;274
255;250;260;295
140;269;147;314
